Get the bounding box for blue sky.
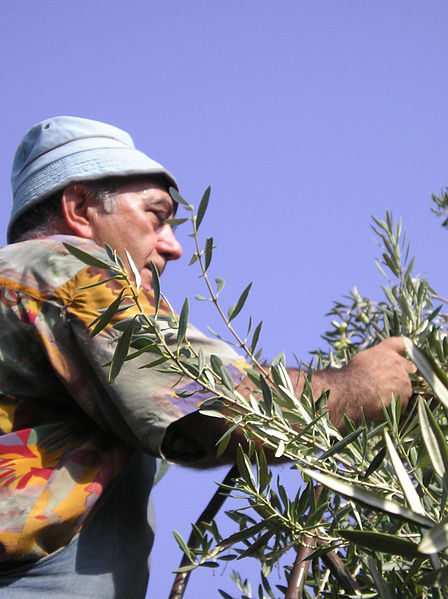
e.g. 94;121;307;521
1;2;448;597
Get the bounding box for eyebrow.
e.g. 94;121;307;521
144;197;175;215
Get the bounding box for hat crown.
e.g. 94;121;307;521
12;116;135;184
8;116;178;243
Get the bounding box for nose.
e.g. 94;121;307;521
156;224;183;261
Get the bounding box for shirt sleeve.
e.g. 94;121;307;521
29;245;246;459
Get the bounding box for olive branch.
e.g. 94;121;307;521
65;188;448;599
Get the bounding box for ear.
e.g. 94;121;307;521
61;184;96;238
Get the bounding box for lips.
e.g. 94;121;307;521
145;260;165;277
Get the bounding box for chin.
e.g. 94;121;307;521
141;280;153;292
140;271;153;291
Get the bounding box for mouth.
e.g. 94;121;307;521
145;261;164;278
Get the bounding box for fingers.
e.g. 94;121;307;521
379;337;417;373
406;359;417;374
379;336;405;355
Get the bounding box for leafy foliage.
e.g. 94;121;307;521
65;190;448;598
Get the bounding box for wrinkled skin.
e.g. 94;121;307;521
307;336;415;430
61;180;182;290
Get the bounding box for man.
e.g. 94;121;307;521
0;116;413;597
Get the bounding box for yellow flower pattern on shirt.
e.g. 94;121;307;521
0;236;244;562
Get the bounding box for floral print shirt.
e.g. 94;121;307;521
0;235;244;562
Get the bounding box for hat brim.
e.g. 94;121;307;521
8;146;178;241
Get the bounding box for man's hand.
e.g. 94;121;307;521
312;337;416;430
162;337;416;466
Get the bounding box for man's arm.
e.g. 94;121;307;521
294;337;415;429
50;243;414;466
161;337;415;466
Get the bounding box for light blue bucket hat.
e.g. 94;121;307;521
8;116;178;242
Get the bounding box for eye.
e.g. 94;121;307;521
146;209;166;227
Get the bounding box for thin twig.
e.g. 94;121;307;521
320;546;360;595
168;465;238;599
431;293;448;306
285;486;322;599
284;486;360;598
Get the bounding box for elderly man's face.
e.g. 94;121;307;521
89;181;182;290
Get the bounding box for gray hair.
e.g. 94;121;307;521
83;179;120;214
8;174;170;244
9;179;122;243
9;181;118;243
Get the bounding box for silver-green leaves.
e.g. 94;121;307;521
304;469;433;529
67;190;448;598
